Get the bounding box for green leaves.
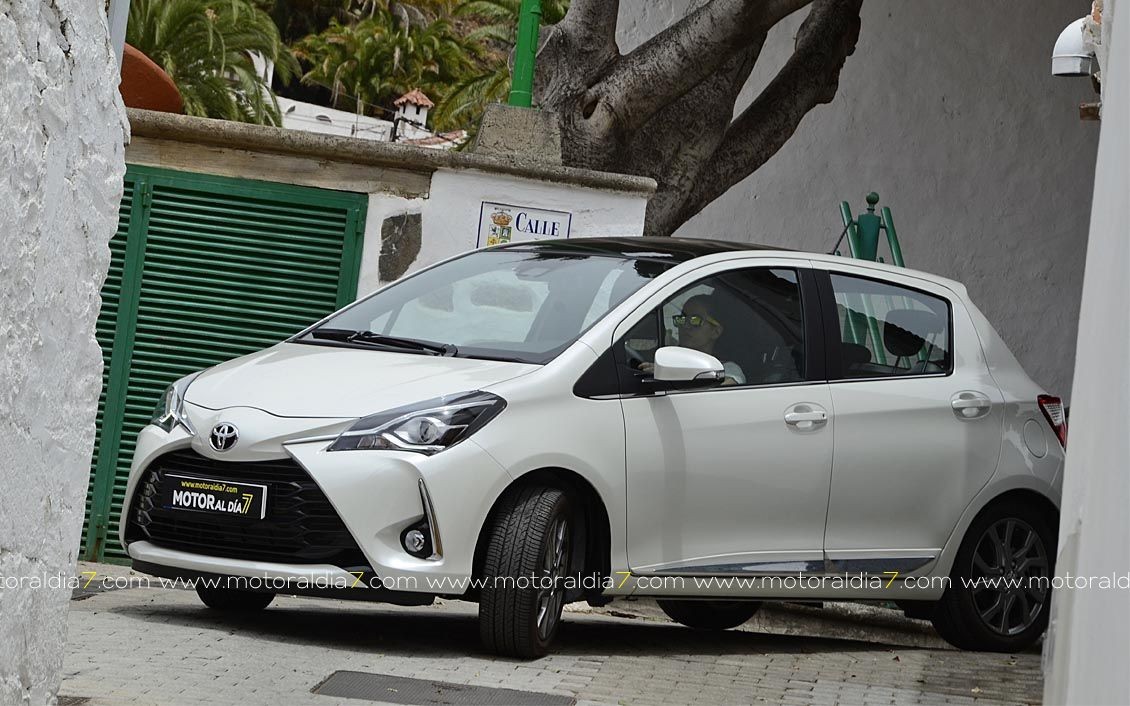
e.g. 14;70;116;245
127;0;299;125
127;0;571;131
292;8;481;130
291;0;569;132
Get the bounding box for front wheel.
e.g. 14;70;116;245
195;585;275;611
931;500;1055;652
478;485;575;659
658;599;761;630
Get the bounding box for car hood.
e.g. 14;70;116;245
184;342;540;418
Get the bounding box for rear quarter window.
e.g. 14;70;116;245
828;273;952;379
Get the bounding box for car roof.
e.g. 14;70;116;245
494;237;787;263
494;237;967;297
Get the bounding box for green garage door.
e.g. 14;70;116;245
82;165;367;562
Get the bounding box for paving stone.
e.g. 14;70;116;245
60;576;1044;706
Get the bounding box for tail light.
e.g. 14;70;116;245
1038;395;1068;448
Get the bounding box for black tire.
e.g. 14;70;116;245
196;585;275;611
479;485;575;659
658;599;761;630
896;600;936;621
931;499;1056;652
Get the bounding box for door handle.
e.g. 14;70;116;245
951;391;992;420
785;411;827;424
784;404;828;431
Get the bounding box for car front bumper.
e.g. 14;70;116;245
120;405;516;596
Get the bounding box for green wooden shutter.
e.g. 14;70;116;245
84;166;367;562
81;177;134;558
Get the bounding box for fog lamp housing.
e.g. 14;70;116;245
401;521;433;559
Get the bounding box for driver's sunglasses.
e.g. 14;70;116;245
673;312;720;329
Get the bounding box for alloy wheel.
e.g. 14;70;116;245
970;517;1049;636
536;515;570;641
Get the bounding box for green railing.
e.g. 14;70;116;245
837;191;904;266
834;192;907;360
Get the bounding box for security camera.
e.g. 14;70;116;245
1052;17;1097;76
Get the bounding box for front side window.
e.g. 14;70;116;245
615;268;806;390
829;273;952;379
302;249;669;364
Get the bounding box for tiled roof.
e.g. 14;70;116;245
394;89;435;108
402;130;467;148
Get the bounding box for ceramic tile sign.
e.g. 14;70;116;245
477;202;572;247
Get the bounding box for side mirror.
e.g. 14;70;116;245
650;346;725;389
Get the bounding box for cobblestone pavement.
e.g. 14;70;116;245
60;564;1043;706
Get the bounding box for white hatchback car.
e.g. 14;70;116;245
122;238;1066;658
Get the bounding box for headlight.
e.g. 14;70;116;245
328;391;506;454
150;372;202;433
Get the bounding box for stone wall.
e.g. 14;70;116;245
359;168;651;293
0;1;126;703
618;0;1100;398
124;110;656;298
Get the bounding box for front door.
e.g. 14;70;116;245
818;269;1004;573
619;265;834;575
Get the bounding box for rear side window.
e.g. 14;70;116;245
828;273;952;379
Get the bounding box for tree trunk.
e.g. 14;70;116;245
534;0;863;237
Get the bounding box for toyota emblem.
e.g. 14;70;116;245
209;422;239;452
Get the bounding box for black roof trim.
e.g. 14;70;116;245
494;237;787;263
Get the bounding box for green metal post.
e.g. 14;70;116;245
839;202;859;258
508;0;542;108
879;205;921;360
881;206;905;267
855;192;883;262
839;195;886;364
837;202;862;345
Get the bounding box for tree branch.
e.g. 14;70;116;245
630;40;767;235
535;0;621;120
559;0;621;50
668;0;863;231
588;0;814;137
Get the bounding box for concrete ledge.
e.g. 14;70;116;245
473;104;563;164
127;109;656;196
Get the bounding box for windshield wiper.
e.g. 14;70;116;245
306;328;456;356
459;353;535;364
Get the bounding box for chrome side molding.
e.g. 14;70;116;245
418;479;443;560
638;555;936;577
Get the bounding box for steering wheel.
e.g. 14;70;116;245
623;344;653;373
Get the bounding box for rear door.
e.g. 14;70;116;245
817;267;1004;573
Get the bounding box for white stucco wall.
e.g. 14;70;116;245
420;170;649;269
619;0;1099;398
358;169;652;293
1044;1;1129;702
0;1;126;703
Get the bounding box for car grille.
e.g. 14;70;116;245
126;449;367;567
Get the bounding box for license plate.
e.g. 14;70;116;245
160;474;267;519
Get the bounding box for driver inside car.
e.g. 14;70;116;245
639;294;746;386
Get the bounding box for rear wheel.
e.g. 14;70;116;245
658;599;761;630
931;500;1055;651
479;485;575;659
195;585;275;611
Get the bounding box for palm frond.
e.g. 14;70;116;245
128;0;291;124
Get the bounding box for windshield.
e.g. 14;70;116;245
300;249;670;364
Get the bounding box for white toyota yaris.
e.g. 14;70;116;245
121;238;1066;657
